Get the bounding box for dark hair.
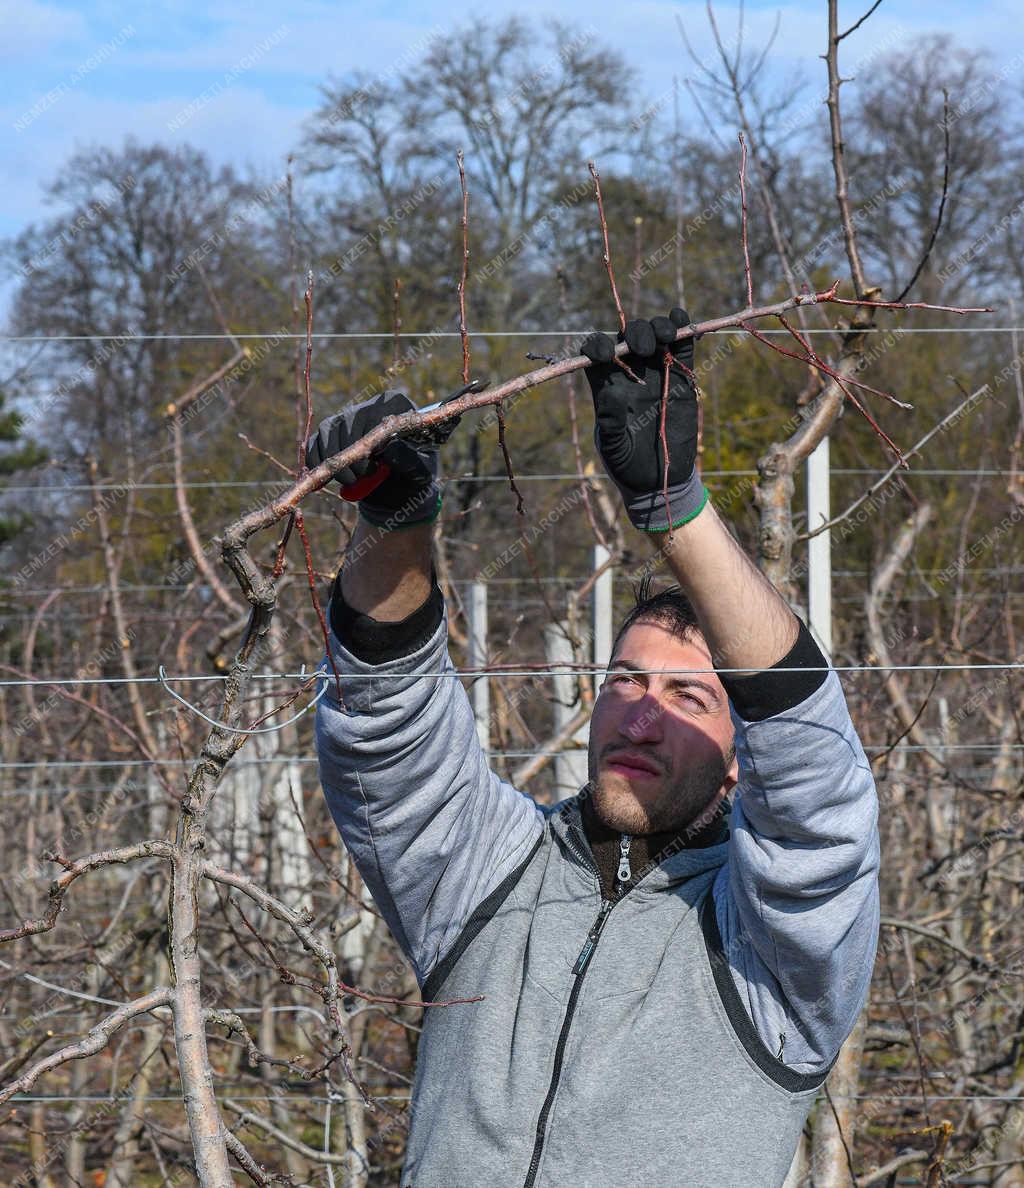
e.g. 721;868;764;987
608;573;701;663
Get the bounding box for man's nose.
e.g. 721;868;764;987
620;692;664;743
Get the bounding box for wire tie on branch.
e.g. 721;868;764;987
158;663;329;734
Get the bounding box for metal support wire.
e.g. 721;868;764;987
3;660;1023;690
2;326;1022;343
157;664;328;735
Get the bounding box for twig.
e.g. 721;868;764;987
494;402;525;515
740;317;906;462
557;265;609;550
837;0;885;42
880;916;998;971
588;160;626;333
299;272;315;469
0;841;175;944
237;433;297;477
857;1149;929;1186
490;411;575;642
825;0;870;298
200;861;480;1009
801;384;989;539
895;90;950;303
287;156;304;461
228;898;310;990
631;214;643;316
660;352;674;542
392;277;402;373
776;313;912;409
0;665;176;801
295;509;343;703
737;132;753;307
166;336;248;616
167;345;252;656
456;149;471;384
165;350;248;420
224;1129;273;1186
695;1;838;402
673;77;685;302
826;295;987;314
219;284;987;545
822;1081;860;1187
511;704;593;786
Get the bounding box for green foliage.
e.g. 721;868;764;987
0;391;46;547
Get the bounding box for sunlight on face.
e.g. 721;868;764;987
587;620;738;835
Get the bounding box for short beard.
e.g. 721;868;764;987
589;745;734;836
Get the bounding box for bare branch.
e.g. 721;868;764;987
588;160;626;333
511;704;592;787
219;286;989;552
224;1130;274;1186
0;988;172;1105
737;132;753;307
456;149;471;384
172;408;246;615
0;841;174;944
858;1149;929;1187
837;0;885;42
802;384;989;539
880;916;999;971
825;0;870;297
895;89;951;303
392;276;402;372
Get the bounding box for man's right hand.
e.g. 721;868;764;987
306;390;442;530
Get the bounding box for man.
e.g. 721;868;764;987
309;310;880;1187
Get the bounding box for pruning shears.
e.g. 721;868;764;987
339;379;488;502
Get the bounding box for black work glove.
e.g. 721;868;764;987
581;309;707;533
305;390;442;529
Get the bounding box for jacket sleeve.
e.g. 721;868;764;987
314;596;545;986
712;666;881;1075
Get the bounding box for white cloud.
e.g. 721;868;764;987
0;0;87;60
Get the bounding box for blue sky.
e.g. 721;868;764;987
1;0;1020;251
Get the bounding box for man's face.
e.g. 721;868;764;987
587;619;739;836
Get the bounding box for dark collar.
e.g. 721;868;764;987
580;793;730;900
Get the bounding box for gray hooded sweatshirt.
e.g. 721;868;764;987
315;601;880;1187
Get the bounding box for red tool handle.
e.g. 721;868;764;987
340;462;391;502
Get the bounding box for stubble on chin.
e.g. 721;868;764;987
590;750;730;837
591;774;681;835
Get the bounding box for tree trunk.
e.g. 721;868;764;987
812;1010;868;1187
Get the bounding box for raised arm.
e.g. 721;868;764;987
308;393;544;985
582;311;879;1072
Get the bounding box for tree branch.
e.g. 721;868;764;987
825;0;870;297
0;841;175;944
0;988;172;1105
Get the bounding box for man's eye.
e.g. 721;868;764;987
609;674;640;690
676;690;707;710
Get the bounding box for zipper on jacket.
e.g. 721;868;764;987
616;834;632;889
523;897;616;1188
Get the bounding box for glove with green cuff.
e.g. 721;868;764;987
581;308;707;533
